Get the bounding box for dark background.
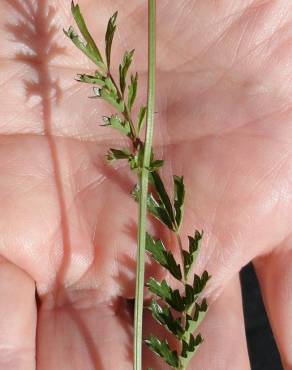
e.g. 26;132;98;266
240;263;283;370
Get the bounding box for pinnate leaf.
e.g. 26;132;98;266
92;86;124;112
147;278;185;312
105;11;118;69
106;148;131;162
147;278;171;301
134;172;187;231
64;2;106;71
147;159;164;172
173;175;185;229
145;335;179;368
180;333;203;368
193;271;211;295
150;171;176;230
183;230;203;278
184;299;208;342
76;72;105;86
184;284;196;306
146;233;182;280
150;300;184;339
101;115;131;136
192;298;208;325
132;185;174;229
147;202;174;230
104;77;117;94
137;105;147;134
183;271;210;307
119;50;135;94
128;73;138;112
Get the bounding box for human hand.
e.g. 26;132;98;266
0;1;292;369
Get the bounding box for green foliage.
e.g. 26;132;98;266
132;183;174;229
134;171;209;370
146;230;209;369
150;171;175;228
180;334;203;368
173;176;185;230
184;299;208;341
66;4;210;369
146;233;182;280
193;271;211;295
137;105;147;134
106;147;147;174
145;336;179;368
102;115;131;136
104;77;117;94
147;195;174;229
91;85;124;112
106;148;131;162
119;50;135;95
76;72;105;85
128;73;138;112
147;278;185;312
137;172;186;232
183;230;203;278
105;11;118;69
64;2;106;71
147;159;164;172
150;300;184;339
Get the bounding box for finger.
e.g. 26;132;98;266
37;291;133;370
254;245;292;369
0;257;36;369
143;274;250;370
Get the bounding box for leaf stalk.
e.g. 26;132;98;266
133;1;156;369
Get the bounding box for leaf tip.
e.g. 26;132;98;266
112;10;118;22
71;1;78;13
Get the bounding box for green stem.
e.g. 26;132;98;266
133;1;156;370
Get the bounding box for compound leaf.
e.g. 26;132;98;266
76;72;105;86
193;271;211;295
173;175;185;230
146;233;182;281
184;299;208;342
119;49;135;94
106;148;131;162
137;105;147;134
183;230;203;278
128;73;138;112
132;185;174;229
150;300;184;339
105;11;118;69
150;171;175;230
65;2;106;71
96;87;124;112
145;335;179;369
147;278;185;312
180;334;203;369
101;115;131;136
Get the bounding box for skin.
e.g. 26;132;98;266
0;0;292;368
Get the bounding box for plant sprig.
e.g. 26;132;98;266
64;2;210;369
143;179;210;370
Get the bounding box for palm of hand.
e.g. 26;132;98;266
0;1;292;369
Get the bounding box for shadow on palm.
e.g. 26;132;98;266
5;1;113;368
